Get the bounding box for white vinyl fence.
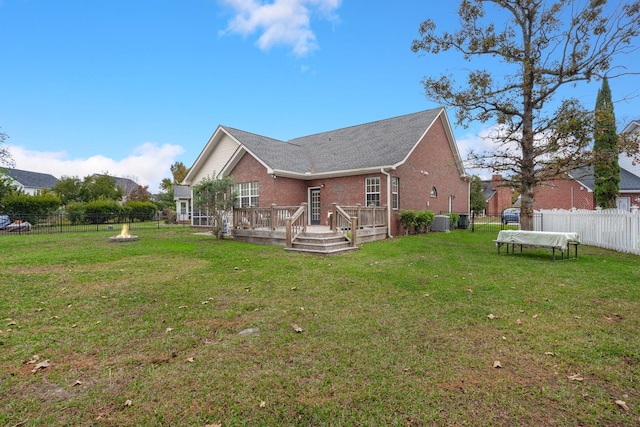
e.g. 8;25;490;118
535;207;640;255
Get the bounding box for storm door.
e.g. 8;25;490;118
309;188;321;225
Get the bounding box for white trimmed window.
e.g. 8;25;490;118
391;177;399;210
365;177;380;207
234;182;259;208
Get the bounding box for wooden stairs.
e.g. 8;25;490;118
284;230;358;255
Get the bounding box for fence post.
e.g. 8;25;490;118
249;206;255;229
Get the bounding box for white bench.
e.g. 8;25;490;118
495;230;580;261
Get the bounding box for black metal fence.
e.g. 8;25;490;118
0;212;181;236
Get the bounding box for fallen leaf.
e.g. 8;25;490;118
26;355;40;364
544;352;555;356
186;357;195;363
259;401;266;408
615;400;629;411
568;373;584;381
179;305;188;309
8;320;16;326
292;324;303;333
573;315;581;319
516;319;523;325
532;314;539;319
493;361;502;368
204;423;222;427
165;327;173;333
487;314;497;319
201;301;209;305
291;287;297;291
72;380;83;387
31;359;50;373
124;399;133;407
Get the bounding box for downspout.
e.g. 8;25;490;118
381;168;393;238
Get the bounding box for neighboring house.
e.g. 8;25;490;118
173;185;191;224
182;108;470;236
2;168;59;195
620;119;640;179
482;174;513;215
534;165;640;211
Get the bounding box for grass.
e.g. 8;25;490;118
1;228;639;426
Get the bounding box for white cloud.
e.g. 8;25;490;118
221;0;341;56
8;142;185;193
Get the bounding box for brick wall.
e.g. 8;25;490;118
228;115;469;236
486;174;513;215
534;178;595;210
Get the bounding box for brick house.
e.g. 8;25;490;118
534;166;640;211
482;174;513;215
181;108;470;237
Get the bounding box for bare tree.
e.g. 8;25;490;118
412;0;640;229
1;128;14;168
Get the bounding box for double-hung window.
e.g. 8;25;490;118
391;177;399;210
234;182;259;207
365;177;380;207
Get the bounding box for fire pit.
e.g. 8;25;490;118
109;224;139;242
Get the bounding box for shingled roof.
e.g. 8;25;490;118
569;165;640;192
219;108;460;177
3;168;58;189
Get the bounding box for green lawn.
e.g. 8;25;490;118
1;228;639;426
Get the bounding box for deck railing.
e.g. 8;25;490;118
331;204;358;247
233;204;300;231
285;204;308;247
339;205;387;228
232;202;386;248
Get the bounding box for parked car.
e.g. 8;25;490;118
0;215;10;229
501;208;520;224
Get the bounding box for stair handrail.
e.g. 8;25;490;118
285;203;307;248
333;204;358;247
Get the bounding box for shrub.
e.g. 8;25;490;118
447;213;460;229
415;210;435;233
84;198;123;224
398;210;417;234
124;201;157;222
1;193;62;223
65;202;86;225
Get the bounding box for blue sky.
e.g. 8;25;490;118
1;0;638;192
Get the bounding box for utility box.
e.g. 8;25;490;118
431;215;450;232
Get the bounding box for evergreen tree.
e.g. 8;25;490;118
593;77;620;209
469;175;486;213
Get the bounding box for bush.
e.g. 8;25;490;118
415;210;435;233
1;193;61;222
447;213;460;229
84;199;123;224
398;210;417;234
65;202;86;225
124;201;157;222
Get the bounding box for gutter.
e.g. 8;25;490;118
380;168;393;238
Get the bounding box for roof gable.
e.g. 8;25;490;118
187;108;466;180
3;168;59;188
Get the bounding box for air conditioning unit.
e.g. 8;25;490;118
431;215;450;232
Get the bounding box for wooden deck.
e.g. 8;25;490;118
231;204;389;254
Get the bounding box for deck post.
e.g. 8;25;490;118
302;202;308;233
270;204;276;231
350;216;358;247
331;203;337;231
285;217;292;248
249;206;255;229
